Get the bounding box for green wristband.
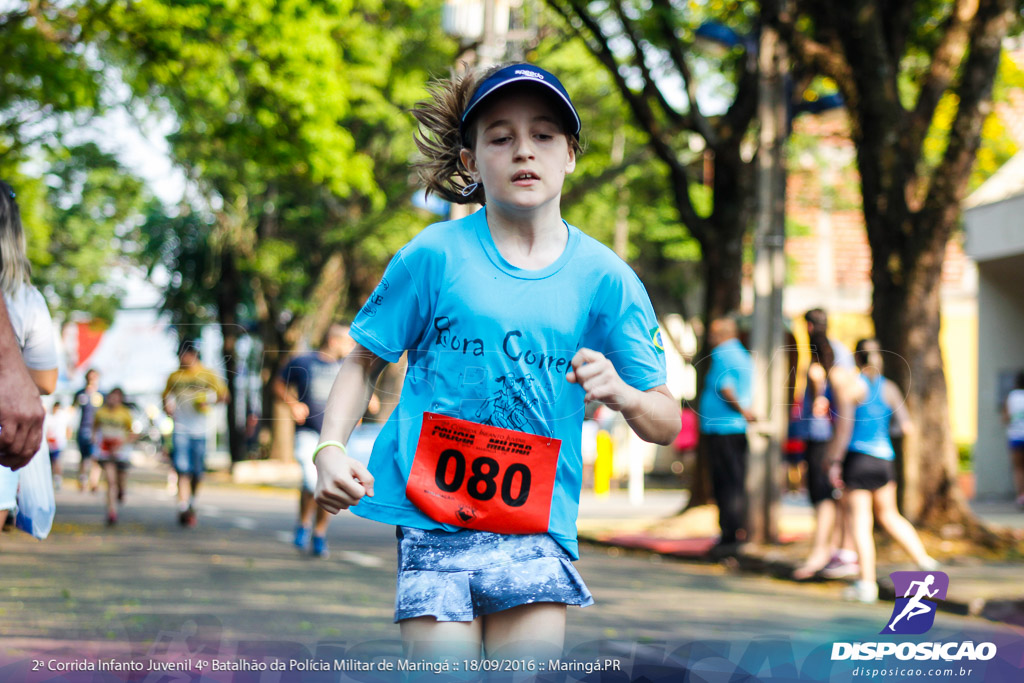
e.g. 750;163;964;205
312;440;347;463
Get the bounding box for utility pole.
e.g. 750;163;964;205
442;0;538;220
746;23;788;544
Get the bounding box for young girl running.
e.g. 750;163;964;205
314;64;680;662
0;180;58;534
828;339;938;603
92;387;136;525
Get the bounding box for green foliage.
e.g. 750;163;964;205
138;205;221;329
84;0;455;329
918;52;1022;194
537;12;704;313
0;7;103;160
33;143;151;324
957;442;972;473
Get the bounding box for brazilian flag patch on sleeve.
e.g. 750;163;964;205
650;326;665;353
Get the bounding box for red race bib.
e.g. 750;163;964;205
406;412;561;534
100;437;123;454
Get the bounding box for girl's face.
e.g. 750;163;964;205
460;90;576;214
107;391;123;407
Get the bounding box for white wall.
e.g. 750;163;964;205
974;259;1024;500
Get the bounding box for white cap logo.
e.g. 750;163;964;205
514;69;544;80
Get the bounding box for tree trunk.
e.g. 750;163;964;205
775;0;1016;542
685;221;746;508
869;227;999;538
215;247;248;466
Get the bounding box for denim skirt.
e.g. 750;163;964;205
393;526;593;622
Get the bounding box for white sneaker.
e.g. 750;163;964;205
842;580;879;604
918;557;940;571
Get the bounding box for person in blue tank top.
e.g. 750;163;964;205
828;338;937;603
311;64;680;664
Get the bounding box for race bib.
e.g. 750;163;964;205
99;437;124;454
406;412;561;534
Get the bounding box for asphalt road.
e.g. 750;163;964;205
1;478;1020;682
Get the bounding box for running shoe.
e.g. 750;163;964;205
820;556;860;579
311;535;329;558
294;525;310;550
178;508;197;527
106;511;118;526
842;580;878;604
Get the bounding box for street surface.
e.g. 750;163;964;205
1;478;1021;681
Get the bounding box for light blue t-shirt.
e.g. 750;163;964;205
349;209;667;559
698;338;753;435
848;374;895;461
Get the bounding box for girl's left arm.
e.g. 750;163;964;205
568;347;680;444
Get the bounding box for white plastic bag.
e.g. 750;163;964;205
15;446;55;539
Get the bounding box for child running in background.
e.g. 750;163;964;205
92;387;136;526
0;180;58;533
45;401;71;490
313;64;680;664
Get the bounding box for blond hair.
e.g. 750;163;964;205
0;180;32;296
411;64;583;206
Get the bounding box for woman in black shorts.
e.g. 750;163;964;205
828;339;937;603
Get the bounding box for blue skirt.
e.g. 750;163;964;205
394;526;593;623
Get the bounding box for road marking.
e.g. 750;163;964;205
337;551;385;568
233;518;257;530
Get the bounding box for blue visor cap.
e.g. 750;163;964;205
460;64;581;144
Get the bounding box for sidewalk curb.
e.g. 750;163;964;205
579;531;1024;630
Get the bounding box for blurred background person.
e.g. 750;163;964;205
162;340;228;527
73;368;104;492
698;316;756;554
45;401;71;490
92;387;136;526
0;179;57;532
1002;370;1024;509
829;338;938;603
793;308;858;580
273;322;355;557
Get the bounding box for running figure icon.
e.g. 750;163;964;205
886;574;939;632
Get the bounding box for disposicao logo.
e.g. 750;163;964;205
831;571;997;663
883;571;948;635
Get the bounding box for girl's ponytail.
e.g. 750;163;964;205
411;67;492;205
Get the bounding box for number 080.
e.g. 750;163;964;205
434;449;531;507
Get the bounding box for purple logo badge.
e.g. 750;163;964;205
882;571;949;635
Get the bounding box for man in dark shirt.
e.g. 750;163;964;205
73;368;103;491
273;323;353;557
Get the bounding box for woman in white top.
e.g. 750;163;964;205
1002;371;1024;508
0;180;58;532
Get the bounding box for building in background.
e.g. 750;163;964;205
964;152;1024;502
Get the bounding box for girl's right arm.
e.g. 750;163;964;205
314;343;389;514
